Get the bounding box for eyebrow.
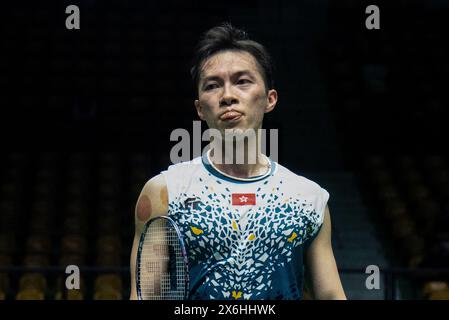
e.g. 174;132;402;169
201;70;256;83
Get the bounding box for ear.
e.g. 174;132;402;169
264;89;278;113
194;99;205;120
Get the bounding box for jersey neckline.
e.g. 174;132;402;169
201;149;277;183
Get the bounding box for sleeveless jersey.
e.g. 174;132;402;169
161;152;329;300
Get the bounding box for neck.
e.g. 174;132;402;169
208;129;270;178
214;156;268;178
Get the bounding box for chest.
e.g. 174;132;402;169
168;178;319;266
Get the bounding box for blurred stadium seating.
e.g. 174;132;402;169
0;151;147;299
1;0;448;300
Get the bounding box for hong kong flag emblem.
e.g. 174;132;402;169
232;193;256;205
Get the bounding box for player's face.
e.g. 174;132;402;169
195;50;277;135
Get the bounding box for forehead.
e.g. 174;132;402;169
200;50;262;80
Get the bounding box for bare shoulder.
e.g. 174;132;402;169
135;173;168;226
318;205;331;237
306;205;332;253
324;205;330;219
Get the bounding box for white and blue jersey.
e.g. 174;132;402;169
161;151;329;300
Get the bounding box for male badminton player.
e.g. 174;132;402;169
130;23;346;300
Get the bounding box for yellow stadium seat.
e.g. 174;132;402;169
95;274;122;292
26;235;52;254
19;273;47;292
428;290;449;300
16;288;45;300
423;281;449;297
93;288;122;300
61;235;87;255
54;275;85;298
55;289;84;300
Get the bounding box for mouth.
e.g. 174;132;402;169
220;110;242;122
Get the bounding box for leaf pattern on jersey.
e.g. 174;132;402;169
168;178;322;300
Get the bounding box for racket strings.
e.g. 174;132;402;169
138;219;186;300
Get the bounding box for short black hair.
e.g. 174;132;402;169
190;22;275;93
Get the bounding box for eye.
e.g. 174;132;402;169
237;79;251;85
204;83;218;91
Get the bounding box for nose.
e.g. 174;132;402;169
219;84;238;107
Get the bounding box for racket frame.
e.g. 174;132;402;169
136;215;189;300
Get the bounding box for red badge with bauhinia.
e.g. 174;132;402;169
232;193;256;205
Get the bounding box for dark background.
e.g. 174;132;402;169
0;0;448;300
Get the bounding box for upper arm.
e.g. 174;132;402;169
304;205;347;300
129;173;169;300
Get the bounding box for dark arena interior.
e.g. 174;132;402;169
0;0;449;300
